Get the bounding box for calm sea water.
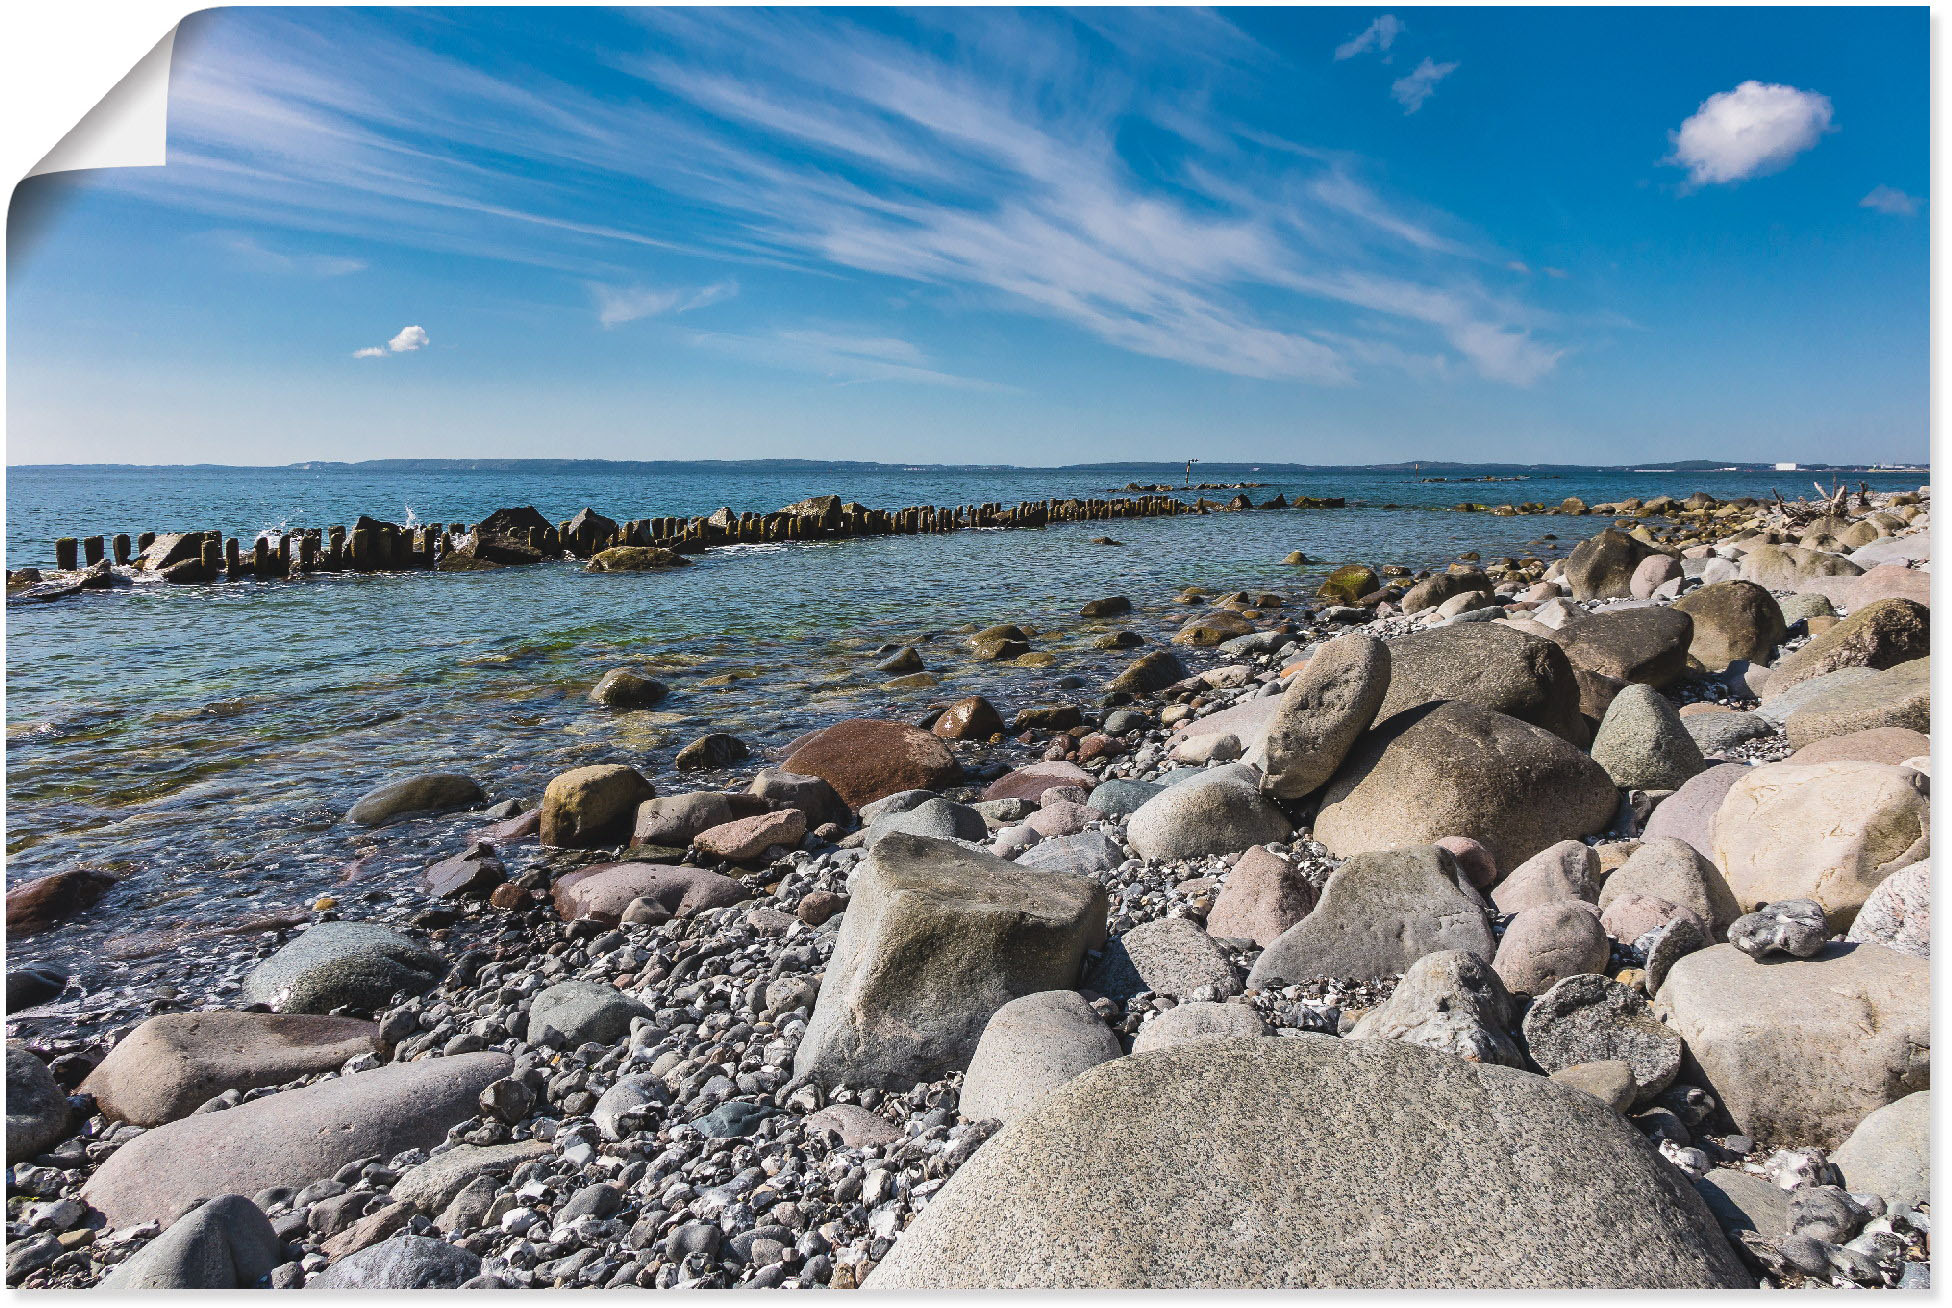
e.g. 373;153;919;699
4;462;1923;971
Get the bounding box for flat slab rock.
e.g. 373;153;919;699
83;1051;510;1229
866;1036;1752;1289
80;1010;379;1127
550;862;747;923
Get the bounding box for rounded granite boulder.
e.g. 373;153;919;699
865;1036;1751;1288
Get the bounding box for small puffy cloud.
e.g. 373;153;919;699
1667;81;1834;187
352;346;386;359
1391;58;1458;114
1334;15;1402;61
388;324;430;353
1861;184;1921;216
594;279;738;328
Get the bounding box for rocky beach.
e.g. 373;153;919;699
4;481;1932;1290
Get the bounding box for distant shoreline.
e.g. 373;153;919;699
5;458;1928;475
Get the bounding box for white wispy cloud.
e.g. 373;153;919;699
1391;58;1458;114
116;8;1564;388
1667;81;1834;187
220;232;366;276
689;327;1009;391
1860;184;1921;216
352;346;385;359
1335;15;1402;61
593;279;737;328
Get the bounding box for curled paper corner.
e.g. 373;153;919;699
26;25;179;179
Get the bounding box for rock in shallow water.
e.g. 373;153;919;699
344;772;485;826
241;922;444;1015
865;1036;1752;1288
6;1046;70;1164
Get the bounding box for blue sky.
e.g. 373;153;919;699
6;6;1928;466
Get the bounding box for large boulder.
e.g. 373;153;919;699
1652;943;1929;1147
526;980;652;1046
1246;633;1389;798
98;1195;284;1290
792;835;1108;1090
539;765;655;848
1789;726;1932;767
1085;916;1240;1001
1491;840;1601;914
240;923;444;1015
1522;974;1683;1104
1313;702;1618;871
1709;761;1929;927
6;868;116;933
932;696;1006;741
1126;774;1292;862
1547;608;1694;690
1373;624;1587;746
783;719;961;808
1739;543;1862;592
1766;597;1929;693
1564;529;1660;601
550;862;746;923
309;1235;482;1288
982;761;1095;805
1588;684;1706;791
81;1011;380;1127
1349;950;1522;1066
631;793;739;848
747;769;846;827
1247;846;1493;985
960;991;1123;1123
83;1052;509;1228
1830;1090;1929;1210
1204;846;1316;947
1399;569;1493;615
1638;763;1748;859
1493;902;1611;996
1597;838;1742;935
1781;657;1929;747
1107;649;1190;695
1130;1001;1267;1054
344;773;485;826
6;1046;70;1163
1670;581;1786;672
586;546;689;571
1846;861;1929;958
866;1037;1751;1288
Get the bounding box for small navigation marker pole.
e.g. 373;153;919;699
1184;458;1199;490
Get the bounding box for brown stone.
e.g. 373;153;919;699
81;1011;381;1127
933;697;1006;740
783;719;962;809
6;869;115;934
550;862;748;923
1204;846;1317;947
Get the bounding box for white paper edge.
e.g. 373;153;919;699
25;24;177;179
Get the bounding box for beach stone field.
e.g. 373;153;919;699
3;485;1933;1290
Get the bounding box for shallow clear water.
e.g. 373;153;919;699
5;461;1922;971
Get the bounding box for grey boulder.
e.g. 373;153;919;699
1085;916;1240;1001
960;991;1123;1123
526;980;653;1046
1521;974;1682;1105
1349;950;1522;1066
1589;684;1707;791
1130;1001;1267;1054
6;1046;70;1164
345;773;485;826
1248;846;1492;986
1247;633;1389;798
82;1052;510;1228
1831;1090;1929;1210
99;1194;284;1290
241;922;444;1015
310;1235;482;1288
1313;702;1618;871
1596;837;1742;936
1126;773;1292;862
865;1036;1751;1288
793;834;1108;1090
1373;623;1588;746
1727;899;1830;959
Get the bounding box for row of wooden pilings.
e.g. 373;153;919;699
48;493;1198;578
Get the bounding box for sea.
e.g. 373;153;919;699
3;461;1926;973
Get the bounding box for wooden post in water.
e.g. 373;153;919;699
137;532;156;552
113;534;131;565
55;538;78;571
82;536;105;566
200;539;222;578
224;537;242;579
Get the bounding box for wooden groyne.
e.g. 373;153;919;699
20;490;1348;589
